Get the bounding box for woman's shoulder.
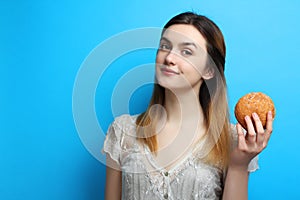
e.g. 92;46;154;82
108;114;140;140
103;114;141;161
112;113;139;129
111;114;141;153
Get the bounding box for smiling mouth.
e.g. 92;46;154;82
160;67;180;75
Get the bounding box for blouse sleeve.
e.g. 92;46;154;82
102;120;123;165
230;125;259;172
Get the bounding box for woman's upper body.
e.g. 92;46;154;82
103;114;260;200
104;12;274;200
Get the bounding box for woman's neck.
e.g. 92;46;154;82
154;88;207;166
164;88;204;125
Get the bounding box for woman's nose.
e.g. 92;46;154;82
165;50;177;66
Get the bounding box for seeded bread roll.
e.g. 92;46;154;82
234;92;275;130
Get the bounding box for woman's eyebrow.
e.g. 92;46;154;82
160;36;198;50
179;42;198;49
160;37;171;43
161;37;197;49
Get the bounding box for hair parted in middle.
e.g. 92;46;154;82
136;12;231;169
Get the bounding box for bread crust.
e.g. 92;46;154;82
234;92;275;129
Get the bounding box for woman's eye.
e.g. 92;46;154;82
182;49;192;56
160;44;171;50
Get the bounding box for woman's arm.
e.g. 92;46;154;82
222;165;249;199
223;111;273;200
105;155;122;200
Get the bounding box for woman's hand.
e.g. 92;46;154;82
229;111;274;170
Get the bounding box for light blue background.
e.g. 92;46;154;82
1;0;299;199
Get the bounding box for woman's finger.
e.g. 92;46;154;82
264;111;274;147
236;123;247;151
252;112;265;146
245;115;256;144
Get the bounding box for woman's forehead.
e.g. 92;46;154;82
162;24;207;49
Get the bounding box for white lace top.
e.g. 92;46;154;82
103;114;258;200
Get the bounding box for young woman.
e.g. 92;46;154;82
103;12;273;200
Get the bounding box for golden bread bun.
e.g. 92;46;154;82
234;92;275;129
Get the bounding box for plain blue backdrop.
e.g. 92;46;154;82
1;0;300;199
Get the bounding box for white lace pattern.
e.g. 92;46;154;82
103;114;259;200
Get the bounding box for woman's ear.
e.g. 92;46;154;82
202;67;215;80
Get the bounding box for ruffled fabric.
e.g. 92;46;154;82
102;120;122;165
248;155;259;172
102;114;140;165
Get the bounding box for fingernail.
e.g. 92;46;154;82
252;112;258;118
245;115;250;120
268;111;272;116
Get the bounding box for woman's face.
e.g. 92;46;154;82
156;24;213;93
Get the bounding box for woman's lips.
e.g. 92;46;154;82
160;67;180;76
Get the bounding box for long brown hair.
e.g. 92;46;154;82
136;12;231;168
